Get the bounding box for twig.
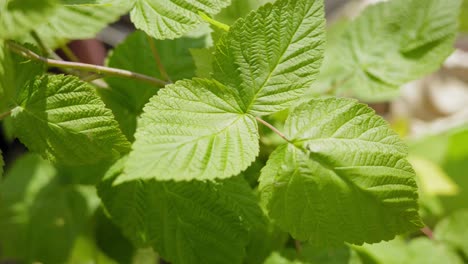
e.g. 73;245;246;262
420;226;434;239
6;41;168;88
146;35;172;83
255;116;290;143
0;110;12;120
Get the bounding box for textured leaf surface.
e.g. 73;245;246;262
435;209;468;257
11;75;130;165
316;0;461;101
100;31;206;140
0;154;96;263
259;98;422;246
30;0;130;48
0;42;45;112
130;0;231;39
99;158;265;264
0;0;58;39
120;79;259;183
213;0;325;115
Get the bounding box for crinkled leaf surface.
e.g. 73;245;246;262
435;209;468;257
316;0;461;101
120;79;259;183
99;157;265;264
11;75;130;165
259;98;422;246
0;42;45;112
0;154;97;263
0;0;58;39
213;0;325;115
100;30;206;140
130;0;231;40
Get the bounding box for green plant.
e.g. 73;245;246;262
0;0;467;263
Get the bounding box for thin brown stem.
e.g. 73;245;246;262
0;110;12;120
325;74;353;95
7;41;168;88
146;35;172;83
256;116;290;142
421;226;434;239
295;240;303;254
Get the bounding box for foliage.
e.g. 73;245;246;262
0;0;466;263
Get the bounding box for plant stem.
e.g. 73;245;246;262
146;35;172;83
0;110;12;120
7;41;168;88
420;226;434;239
255;116;290;142
60;44;81;62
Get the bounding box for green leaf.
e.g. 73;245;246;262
0;0;58;39
99;30;206;140
356;237;464;264
0;42;45;112
316;0;461;101
409;156;459;196
215;0;274;25
213;0;325;115
98;157;265;264
259;98;422;246
11;74;130;165
129;0;232;40
29;0;130;48
120;78;259;183
0;154;97;263
435;209;468;257
461;0;468;32
190;47;214;78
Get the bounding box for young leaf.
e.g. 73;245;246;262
316;0;461;101
99;31;206;140
259;98;422;246
0;0;58;39
29;0;130;48
130;0;232;40
213;0;325;115
434;209;468;257
0;154;97;263
11;75;130;165
120;79;259;183
99;158;265;264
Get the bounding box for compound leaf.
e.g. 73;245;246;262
100;30;206;140
120;79;259;183
259;98;422;246
99;158;264;264
213;0;325;115
130;0;231;40
0;0;58;39
11;75;130;165
316;0;461;101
